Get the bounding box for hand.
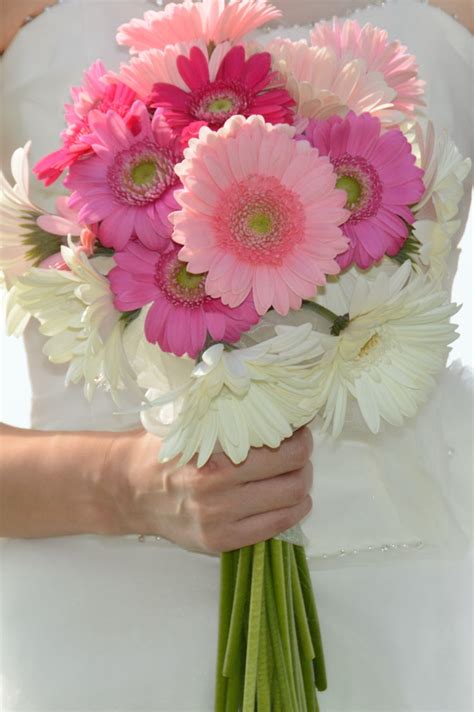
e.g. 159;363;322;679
103;427;314;554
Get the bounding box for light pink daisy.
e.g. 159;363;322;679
110;241;260;358
171;115;349;316
311;19;425;118
117;0;281;55
304;112;425;269
267;38;400;125
149;44;295;131
34;61;137;186
64;102;182;252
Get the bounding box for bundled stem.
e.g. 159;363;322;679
215;540;327;711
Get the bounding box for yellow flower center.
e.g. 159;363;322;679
207;97;234;113
358;332;381;358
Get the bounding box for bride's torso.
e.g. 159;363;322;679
1;2;473;711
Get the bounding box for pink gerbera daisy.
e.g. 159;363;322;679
117;0;281;54
64;102;182;251
34;61;137;186
171;115;349;316
149;44;295;132
304;111;425;269
311;19;425;118
110;241;260;357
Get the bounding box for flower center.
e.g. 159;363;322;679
358;332;381;358
336;175;362;208
155;250;208;309
214;175;305;266
333;154;382;223
248;211;274;235
131;160;157;186
108;140;177;207
190;80;250;128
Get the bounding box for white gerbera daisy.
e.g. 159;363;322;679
413;218;460;279
414;121;472;222
12;243;139;401
310;261;459;436
0;143;63;283
139;324;324;466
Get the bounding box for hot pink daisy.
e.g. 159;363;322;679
171;115;349;316
110;241;259;357
117;0;281;54
311;19;425;118
34;61;137;186
64;102;182;251
149;44;295;131
304;112;425;270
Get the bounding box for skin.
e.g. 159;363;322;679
0;0;471;52
0;423;314;553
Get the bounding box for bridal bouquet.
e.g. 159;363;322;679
1;0;470;709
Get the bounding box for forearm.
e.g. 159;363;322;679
0;423;119;538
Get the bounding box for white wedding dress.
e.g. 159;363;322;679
0;1;473;710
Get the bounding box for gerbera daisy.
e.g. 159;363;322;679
310;19;425;118
171;115;348;316
109;241;259;358
34;61;137;186
65;101;182;251
304;111;425;270
267;38;400;125
117;0;281;55
149;44;295;132
308;261;459;436
137;323;323;466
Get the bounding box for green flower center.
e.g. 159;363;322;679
248;210;274;236
175;262;205;290
336;175;362;208
131;160;157;186
207;97;234;114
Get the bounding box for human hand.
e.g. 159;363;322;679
103;427;314;554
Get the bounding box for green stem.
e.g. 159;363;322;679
243;542;266;711
215;551;237;711
286;545;305;710
265;546;299;711
303;300;339;324
223;546;252;678
256;591;271;712
269;539;297;705
293;545;328;692
225;653;244;712
290;546;315;661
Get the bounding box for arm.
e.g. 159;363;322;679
0;423;313;552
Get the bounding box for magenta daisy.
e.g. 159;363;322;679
311;19;425;118
34;61;137;186
110;241;260;357
149;44;295;132
171;115;349;316
64;102;182;251
304;112;425;270
116;0;281;54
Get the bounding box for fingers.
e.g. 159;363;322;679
223;495;313;551
233;461;313;519
212;427;313;485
